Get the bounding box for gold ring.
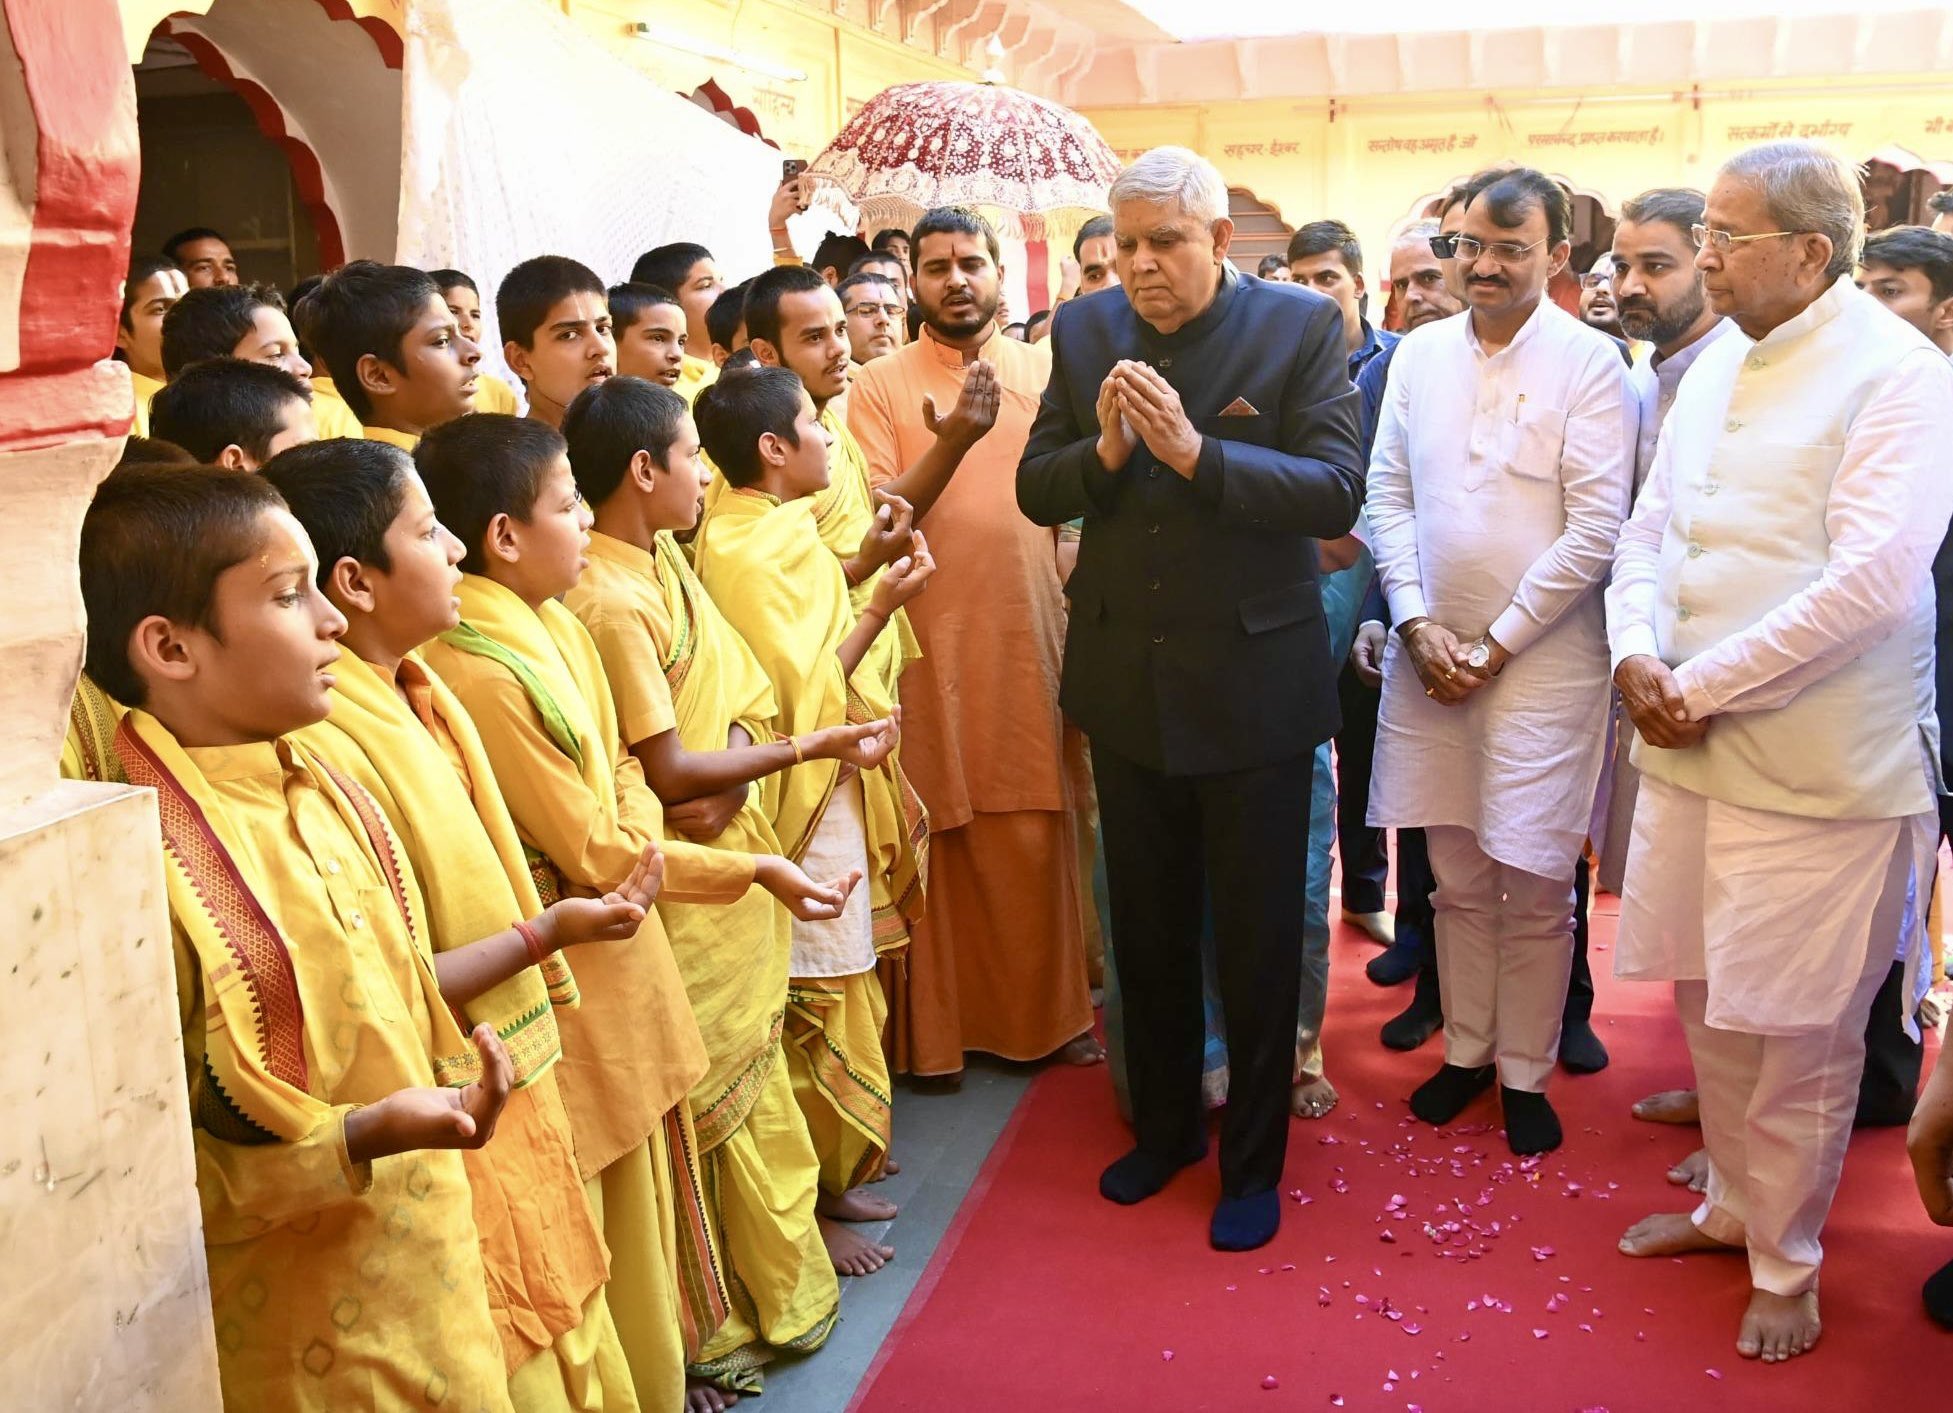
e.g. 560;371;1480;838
1425;686;1436;697
1444;667;1457;680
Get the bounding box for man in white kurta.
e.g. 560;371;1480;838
1607;141;1953;1365
1368;169;1634;1157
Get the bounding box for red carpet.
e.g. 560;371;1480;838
851;893;1945;1413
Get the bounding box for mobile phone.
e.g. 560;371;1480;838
782;158;808;184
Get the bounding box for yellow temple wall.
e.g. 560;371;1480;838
1084;78;1953;262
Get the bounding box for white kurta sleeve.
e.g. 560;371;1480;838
1486;348;1636;655
1673;349;1953;719
1365;343;1426;625
1606;421;1674;668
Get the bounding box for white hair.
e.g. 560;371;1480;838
1391;218;1441;255
1107;146;1229;227
1717;140;1865;280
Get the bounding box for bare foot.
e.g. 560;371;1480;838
1060;1033;1106;1066
1738;1288;1821;1363
819;1186;898;1222
686;1378;738;1412
874;1153;901;1179
820;1215;894;1276
1291;1075;1340;1120
1632;1088;1700;1125
1618;1211;1742;1259
1666;1147;1709;1194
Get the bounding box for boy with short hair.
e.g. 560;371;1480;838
497;256;615;429
607;284;688;389
161;283;365;440
429;267;525;414
302;260;484;448
631;243;724;395
148;358;316;470
263;438;646;1409
561;376;905;1385
691;366;933;1267
78;463;522;1410
415;412;857;1409
117;254;187;435
704;284;750;372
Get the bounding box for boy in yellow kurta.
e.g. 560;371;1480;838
265;438;644;1411
561;378;906;1386
158;282;364;440
430;268;526;414
414;413;859;1413
148;358;317;470
299;261;484;449
497;257;615;430
77;464;546;1411
691;365;933;1267
115;254;185;437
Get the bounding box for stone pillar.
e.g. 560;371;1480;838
0;2;222;1406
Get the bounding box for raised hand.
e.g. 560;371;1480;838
922;359;1001;451
853;491;916;574
1094;366;1136;471
1114;361;1201;477
1615;654;1709;749
755;856;864;922
871;530;937;614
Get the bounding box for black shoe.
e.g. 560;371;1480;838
1210;1189;1281;1251
1099;1143;1206;1205
1381;993;1443;1051
1366;940;1422;987
1557;1020;1610;1075
1501;1086;1563;1155
1409;1063;1496;1125
1924;1255;1953;1328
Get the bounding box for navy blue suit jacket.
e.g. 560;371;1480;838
1017;270;1364;775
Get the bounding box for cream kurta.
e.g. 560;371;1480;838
1607;276;1953;1032
1366;298;1635;879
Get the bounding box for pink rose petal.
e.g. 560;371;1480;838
1162;1351;1175;1361
1532;1329;1549;1339
1263;1375;1280;1390
1706;1370;1723;1381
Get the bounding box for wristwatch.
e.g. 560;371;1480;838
1464;639;1493;671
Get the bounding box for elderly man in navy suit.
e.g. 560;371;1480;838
1018;146;1364;1251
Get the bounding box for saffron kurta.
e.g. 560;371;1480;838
424;576;754;1407
847;324;1091;1075
296;651;636;1411
130;369;162;439
566;530;839;1390
474;371;523;416
116;712;511;1413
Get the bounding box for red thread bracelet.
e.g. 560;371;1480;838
513;918;549;967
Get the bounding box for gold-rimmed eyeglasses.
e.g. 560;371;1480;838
1430;234;1548;264
1690;224;1807;254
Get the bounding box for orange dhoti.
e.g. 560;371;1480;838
883;808;1093;1077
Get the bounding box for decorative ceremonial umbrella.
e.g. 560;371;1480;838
807;79;1122;241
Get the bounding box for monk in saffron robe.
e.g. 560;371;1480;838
415;414;854;1413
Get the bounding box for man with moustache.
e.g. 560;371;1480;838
838;271;904;368
1019;146;1363;1251
1367;167;1634;1156
1580;251;1629;344
847;208;1102;1085
1608;140;1953;1363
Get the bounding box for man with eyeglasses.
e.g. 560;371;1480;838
1366;166;1634;1159
1608;141;1953;1365
837;270;904;367
1578;251;1630;348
